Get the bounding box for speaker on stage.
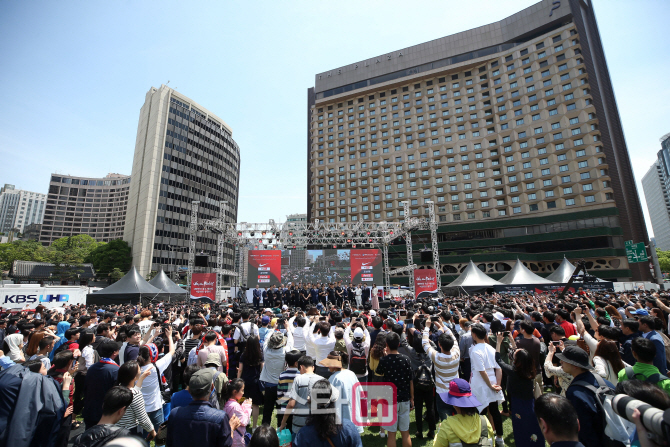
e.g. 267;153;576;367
420;250;432;262
195;255;209;267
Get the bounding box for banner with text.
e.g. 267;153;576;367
190;273;217;302
247;250;282;286
350;249;383;284
414;269;439;299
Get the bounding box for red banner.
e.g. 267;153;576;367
247;250;281;286
414;269;438;299
350;249;383;284
191;273;217;302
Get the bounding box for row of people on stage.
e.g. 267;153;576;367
251;282;383;309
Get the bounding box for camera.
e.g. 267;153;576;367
612;394;670;444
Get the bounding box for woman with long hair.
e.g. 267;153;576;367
605;305;623;328
116;360;155;438
77;329;96;371
224;378;253;447
237;336;263;431
592;339;625;384
293;379;363;447
651;308;668;335
495;334;545;447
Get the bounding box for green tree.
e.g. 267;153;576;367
86;239;132;279
0;240;49;271
109;267;124;283
46;235;100;283
657;249;670;273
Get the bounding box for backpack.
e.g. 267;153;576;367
624;366;670;385
209;370;222;409
237;323;255;352
414;356;435;392
571;374;634;447
458;415;492;447
349;342;367;375
53;340;74;357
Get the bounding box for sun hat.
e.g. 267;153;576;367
555;345;594;370
267;332;287;350
438;378;482;408
204;352;222;368
319;352;343;369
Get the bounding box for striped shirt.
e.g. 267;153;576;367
276;367;300;410
422;328;460;393
116;387;154;433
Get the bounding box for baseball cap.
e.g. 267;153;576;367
204;352;222;368
634;309;650;316
282;305;288;311
353;328;365;340
370;310;377;317
264;308;272;313
189;369;214;394
261;316;271;325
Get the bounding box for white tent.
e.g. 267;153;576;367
448;260;502;287
546;257;577;283
499;259;555;284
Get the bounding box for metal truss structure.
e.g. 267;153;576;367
187;201;442;295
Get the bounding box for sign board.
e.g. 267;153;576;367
1;286;88;310
190;273;217;302
625;241;648;263
247;250;282;286
350;249;383;284
414;269;438;299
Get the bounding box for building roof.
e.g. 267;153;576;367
447;260;502;287
11;260;96;279
499;258;555;284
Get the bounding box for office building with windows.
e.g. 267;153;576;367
0;184;47;234
39;173;130;244
642;134;670;251
307;0;650;281
124;85;240;279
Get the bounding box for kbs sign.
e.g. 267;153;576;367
414;268;438;299
0;287;87;310
190;273;217;302
350;249;383;284
247;250;281;286
351;382;397;427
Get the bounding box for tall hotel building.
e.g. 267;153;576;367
307;0;651;282
642;134;670;251
39;173;130;244
0;184;46;234
124;85;240;279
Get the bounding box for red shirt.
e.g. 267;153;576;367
559;320;577;338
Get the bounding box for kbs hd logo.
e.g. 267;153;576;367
351;382;397;427
3;294;70;304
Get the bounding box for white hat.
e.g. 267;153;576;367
370;310;377;317
282;305;288;310
353;328;365;340
264;308;272;313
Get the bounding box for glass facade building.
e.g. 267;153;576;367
124;85;240;279
307;0;651;281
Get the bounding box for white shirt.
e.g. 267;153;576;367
139;353;173;412
307;322;336;364
469;342;504;411
138;320;153;336
288;317;307;351
233;321;260;341
260;331;294;384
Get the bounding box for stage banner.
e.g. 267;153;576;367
190;273;217;302
414;269;439;299
350;249;383;284
247;250;281;286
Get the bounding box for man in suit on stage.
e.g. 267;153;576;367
252;285;262;310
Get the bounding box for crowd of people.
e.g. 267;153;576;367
1;287;670;447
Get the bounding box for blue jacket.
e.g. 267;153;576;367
0;365;65;447
644;331;667;374
166;401;233;447
566;372;614;447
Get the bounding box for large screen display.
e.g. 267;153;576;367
247;250;282;286
276;248;383;286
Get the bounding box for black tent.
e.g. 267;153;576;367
149;270;188;302
87;266;163;305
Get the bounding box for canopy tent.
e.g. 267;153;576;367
149;269;188;296
499;259;556;284
447;261;502;288
546;257;577;283
86;266;163;305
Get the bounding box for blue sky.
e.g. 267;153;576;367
1;0;669;237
